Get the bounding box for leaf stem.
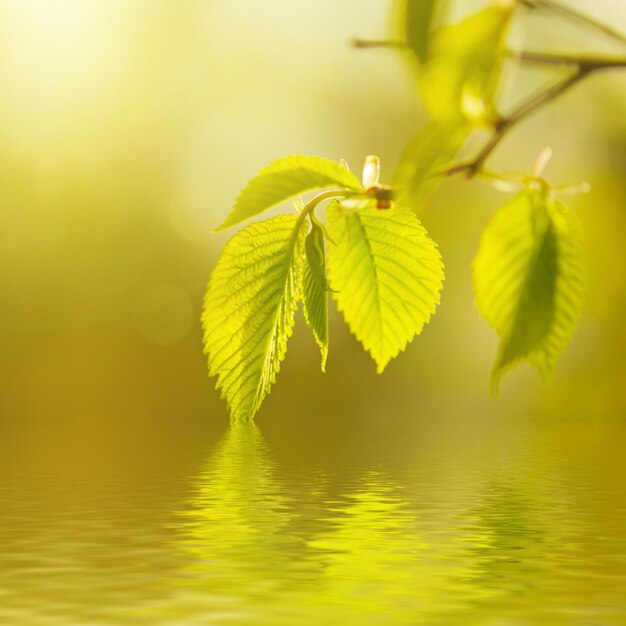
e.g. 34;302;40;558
297;189;351;229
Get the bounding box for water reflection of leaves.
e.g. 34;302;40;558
168;428;605;625
171;425;327;624
171;430;444;623
305;471;426;617
459;479;553;588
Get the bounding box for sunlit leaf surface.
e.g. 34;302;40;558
202;214;305;421
216;156;362;231
327;202;444;372
302;221;330;371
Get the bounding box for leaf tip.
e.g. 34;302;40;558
533;359;555;389
375;357;389;375
320;344;329;372
211;218;233;233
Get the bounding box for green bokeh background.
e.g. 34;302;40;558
1;4;626;624
0;0;625;467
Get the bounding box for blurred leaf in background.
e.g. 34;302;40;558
394;3;514;208
398;0;448;63
473;188;587;393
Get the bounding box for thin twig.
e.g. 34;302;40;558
354;1;626;179
440;48;626;179
518;0;626;47
506;49;626;71
351;38;407;50
442;70;587;178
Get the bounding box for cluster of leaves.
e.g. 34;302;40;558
203;157;444;421
203;0;590;422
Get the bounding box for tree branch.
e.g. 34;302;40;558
354;3;626;180
351;38;407;50
442;71;584;178
507;49;626;71
441;51;626;179
518;0;626;48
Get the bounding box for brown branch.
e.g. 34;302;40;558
443;71;584;178
353;2;626;180
441;52;626;179
518;0;626;48
506;50;626;71
351;38;407;50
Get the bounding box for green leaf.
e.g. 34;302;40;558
302;221;330;371
419;5;513;126
473;190;587;392
202;214;306;421
393;6;513;210
399;0;443;63
393;119;470;210
215;156;362;231
326;202;444;373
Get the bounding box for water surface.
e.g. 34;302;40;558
1;416;625;625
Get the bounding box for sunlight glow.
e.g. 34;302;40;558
1;0;124;123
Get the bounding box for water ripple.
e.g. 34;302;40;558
1;423;625;625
